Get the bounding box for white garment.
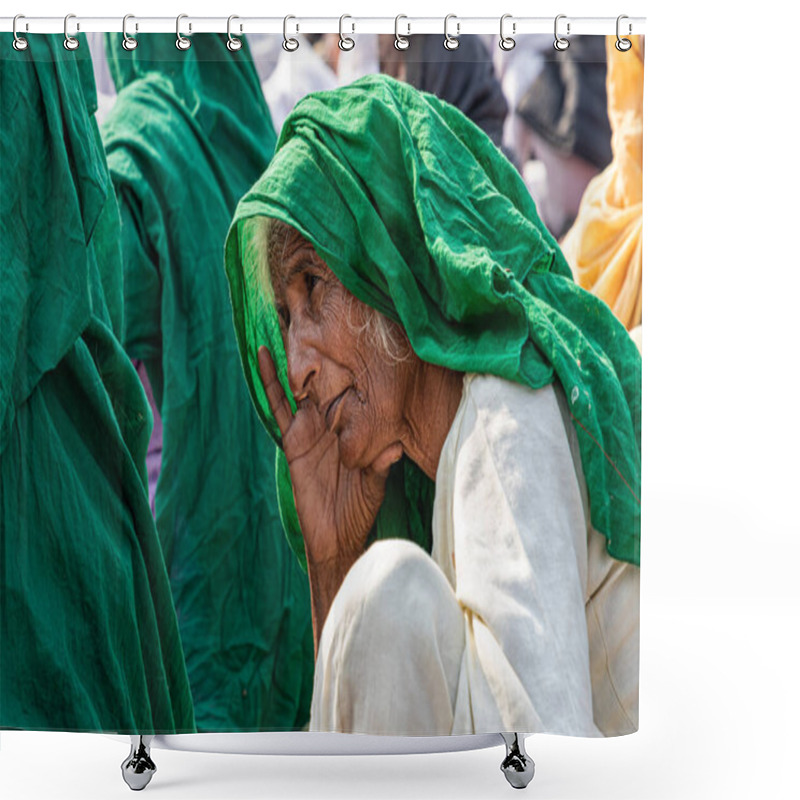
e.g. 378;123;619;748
311;374;639;737
261;40;338;134
261;35;380;134
85;33;117;127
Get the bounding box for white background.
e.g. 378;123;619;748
2;0;799;798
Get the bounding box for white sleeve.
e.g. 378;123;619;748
432;374;600;736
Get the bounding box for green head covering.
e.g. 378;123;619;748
225;74;641;568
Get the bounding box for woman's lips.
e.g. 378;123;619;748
325;388;349;432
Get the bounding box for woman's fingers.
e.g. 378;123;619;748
257;346;293;436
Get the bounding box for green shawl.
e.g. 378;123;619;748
101;34;313;731
225;74;641;569
1;34;194;733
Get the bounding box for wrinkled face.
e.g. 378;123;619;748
271;225;416;470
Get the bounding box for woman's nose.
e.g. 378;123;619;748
285;319;320;402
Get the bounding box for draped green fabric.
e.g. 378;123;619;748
101;34;314;731
0;34;195;733
225;74;641;569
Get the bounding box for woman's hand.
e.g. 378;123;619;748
258;346;401;650
258;345;400;564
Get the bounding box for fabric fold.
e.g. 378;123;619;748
1;33;195;733
101;33;314;731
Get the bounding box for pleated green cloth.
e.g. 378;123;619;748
225;74;641;569
0;34;195;733
101;34;314;731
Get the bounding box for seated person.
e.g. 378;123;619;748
225;75;641;738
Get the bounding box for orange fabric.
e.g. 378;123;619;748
560;36;643;331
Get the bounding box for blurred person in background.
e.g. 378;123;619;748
560;37;644;347
100;33;314;731
261;32;508;149
515;36;612;239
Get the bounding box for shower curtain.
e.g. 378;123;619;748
1;29;642;740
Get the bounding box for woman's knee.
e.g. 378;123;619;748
313;540;464;733
347;540;451;621
321;539;462;659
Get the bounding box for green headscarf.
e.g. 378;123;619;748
102;34;314;731
225;74;641;569
1;34;194;733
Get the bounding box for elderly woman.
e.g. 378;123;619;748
225;75;640;738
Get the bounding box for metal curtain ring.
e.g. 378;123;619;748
553;14;570;51
499;13;516;51
176;14;191;50
227;15;242;52
282;15;299;52
443;14;459;51
394;14;410;51
12;14;29;51
616;14;632;51
122;14;138;51
64;14;79;50
339;14;355;51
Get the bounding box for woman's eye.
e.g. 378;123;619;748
306;272;322;295
276;305;290;329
